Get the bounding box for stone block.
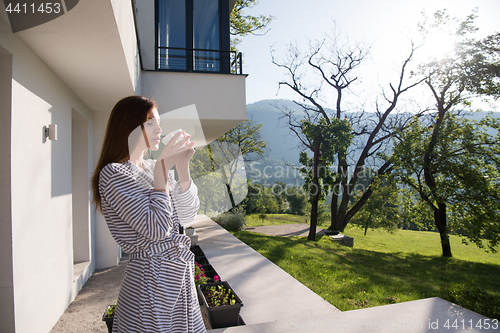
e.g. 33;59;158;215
329;233;353;247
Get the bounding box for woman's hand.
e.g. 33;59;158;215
157;131;194;170
153;131;194;192
176;131;196;168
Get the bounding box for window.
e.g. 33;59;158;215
157;0;186;70
156;0;231;73
193;0;219;71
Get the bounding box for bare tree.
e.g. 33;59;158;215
273;29;427;232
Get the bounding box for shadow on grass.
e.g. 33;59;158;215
232;230;500;311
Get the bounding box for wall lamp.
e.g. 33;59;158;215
44;124;57;141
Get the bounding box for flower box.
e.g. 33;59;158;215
190;245;205;257
195;262;220;305
101;304;115;333
197;281;243;329
201;264;220;282
195;255;209;266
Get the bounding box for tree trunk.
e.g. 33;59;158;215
309;193;319;241
364;213;372;236
422;102;452;257
308;145;320;241
208;144;235;210
330;185;339;229
225;183;236;209
434;203;452;257
330;180;345;231
330;154;348;231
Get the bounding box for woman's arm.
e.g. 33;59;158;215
100;164;175;241
176;161;192;193
154;131;194;193
169;164;200;225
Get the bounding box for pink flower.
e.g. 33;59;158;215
214;275;220;282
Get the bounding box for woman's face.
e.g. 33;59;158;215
143;108;162;151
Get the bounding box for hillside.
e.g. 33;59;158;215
246;99;303;164
246;99;500;164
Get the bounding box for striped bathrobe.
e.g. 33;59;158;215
99;159;206;333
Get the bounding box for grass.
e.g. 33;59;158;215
341;226;500;266
245;213;308;226
232;214;500;313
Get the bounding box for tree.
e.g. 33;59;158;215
208;119;267;211
295;117;352;240
393;113;500;255
273;29;426;233
230;0;273;50
242;181;280;214
190;147;226;214
350;178;400;236
241;179;262;213
392;10;500;256
398;188;435;231
285;185;309;215
271;181;288;213
218;119;268;161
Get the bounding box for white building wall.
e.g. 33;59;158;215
111;0;142;92
93;111;121;270
0;17;94;333
0;43;15;333
135;0;155;70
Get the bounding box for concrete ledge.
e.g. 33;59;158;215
191;216;496;333
336;297;496;333
190;215;341;330
70;261;92;303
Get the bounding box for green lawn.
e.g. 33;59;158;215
341;226;500;266
232;214;500;313
246;213;308;226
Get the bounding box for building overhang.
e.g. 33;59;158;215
0;0;138;113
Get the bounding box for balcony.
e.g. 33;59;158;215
156;47;243;74
134;0;247;142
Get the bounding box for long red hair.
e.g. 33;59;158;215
91;95;157;212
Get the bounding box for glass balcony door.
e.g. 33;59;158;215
193;0;220;72
157;0;187;70
157;0;222;72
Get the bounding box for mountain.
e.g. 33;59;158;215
246;99;304;164
244;99;500;186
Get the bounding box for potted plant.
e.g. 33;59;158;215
185;226;195;236
195;262;209;287
102;301;116;333
195;262;220;305
197;281;243;329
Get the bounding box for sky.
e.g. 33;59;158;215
238;0;500;110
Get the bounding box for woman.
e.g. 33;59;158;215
91;96;206;333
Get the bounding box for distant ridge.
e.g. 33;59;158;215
245;99;500;176
246;99;303;164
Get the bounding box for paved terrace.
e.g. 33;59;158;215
194;216;495;333
51;215;496;332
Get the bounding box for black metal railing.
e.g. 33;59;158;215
157;47;243;74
